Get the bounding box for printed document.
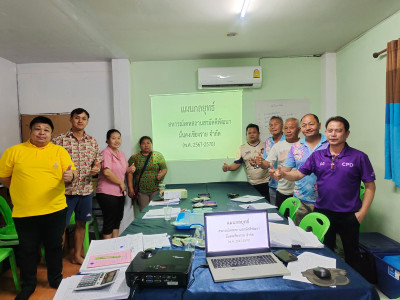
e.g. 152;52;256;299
79;234;143;273
269;218;323;248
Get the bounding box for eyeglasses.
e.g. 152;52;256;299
331;155;337;170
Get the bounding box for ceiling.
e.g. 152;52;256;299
1;0;399;64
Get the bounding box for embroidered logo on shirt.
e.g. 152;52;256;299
53;162;58;169
341;162;354;167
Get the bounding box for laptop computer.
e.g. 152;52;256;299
204;210;290;282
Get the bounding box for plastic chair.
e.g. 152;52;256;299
359;182;365;232
0;247;21;292
299;212;330;242
278;197;301;221
0;196;18;240
360;182;365;200
1;196;47;264
69;212;99;255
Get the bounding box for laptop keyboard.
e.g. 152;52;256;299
211;254;277;269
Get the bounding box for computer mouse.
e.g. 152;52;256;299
313;267;331;279
141;249;156;259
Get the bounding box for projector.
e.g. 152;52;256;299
125;250;193;288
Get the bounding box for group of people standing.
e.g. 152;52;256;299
0;107;376;299
0;108;167;300
223;114;376;276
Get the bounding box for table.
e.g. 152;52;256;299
122;182;379;300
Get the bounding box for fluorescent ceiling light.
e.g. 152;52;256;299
240;0;251;19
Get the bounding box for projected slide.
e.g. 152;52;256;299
151;90;242;161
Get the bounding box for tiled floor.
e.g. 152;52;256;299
0;249;80;300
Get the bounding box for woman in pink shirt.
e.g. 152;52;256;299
96;129;135;239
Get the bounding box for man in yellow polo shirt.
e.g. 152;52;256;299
0;116;76;300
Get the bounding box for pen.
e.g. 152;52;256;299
95;255;121;260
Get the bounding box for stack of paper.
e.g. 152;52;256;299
87;249;131;269
231;195;265;203
149;199;180;206
239;203;277;210
267;213;284;221
80;234;143;274
143;233;171;249
269;219;324;249
142;207;181;219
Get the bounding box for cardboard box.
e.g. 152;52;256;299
164;189;187;199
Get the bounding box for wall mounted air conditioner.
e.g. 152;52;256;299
198;66;262;89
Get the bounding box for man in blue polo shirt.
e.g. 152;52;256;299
281;114;328;225
278;116;376;271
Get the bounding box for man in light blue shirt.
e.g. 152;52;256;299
282;114;328;224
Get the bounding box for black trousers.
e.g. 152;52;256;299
275;190;293;210
13;208;67;292
96;193;125;235
253;182;270;203
314;208;362;272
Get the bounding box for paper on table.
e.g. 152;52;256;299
143;233;171;249
87;249;131;268
164;191;181;200
267;213;284;222
54;267;129;300
142;207;180;219
80;234;143;274
231;195;265;203
269;218;324;248
149;199;180;206
239;203;277;210
283;252;336;283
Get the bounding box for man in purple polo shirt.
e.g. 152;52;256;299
277;116;376;271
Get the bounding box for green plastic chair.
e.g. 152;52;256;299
299;212;330;242
0;247;21;292
0;196;18;240
360;182;365;200
359;182;365;232
1;196;47;264
278;197;301;221
69;212;99;255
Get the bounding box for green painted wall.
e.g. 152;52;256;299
130;57;321;184
337;11;400;241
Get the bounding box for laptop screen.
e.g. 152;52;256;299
204;210;271;257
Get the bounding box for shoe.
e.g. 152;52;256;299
49;276;62;289
15;289;35;300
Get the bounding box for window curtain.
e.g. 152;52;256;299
385;39;400;187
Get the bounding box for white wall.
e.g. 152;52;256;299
0;57;20;155
321;52;337;125
16;61;135;232
16;62;114;145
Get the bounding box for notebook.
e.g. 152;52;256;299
204;210;290;282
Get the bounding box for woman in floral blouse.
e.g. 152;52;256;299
127;136;167;211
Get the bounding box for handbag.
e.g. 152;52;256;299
132;152;152;202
